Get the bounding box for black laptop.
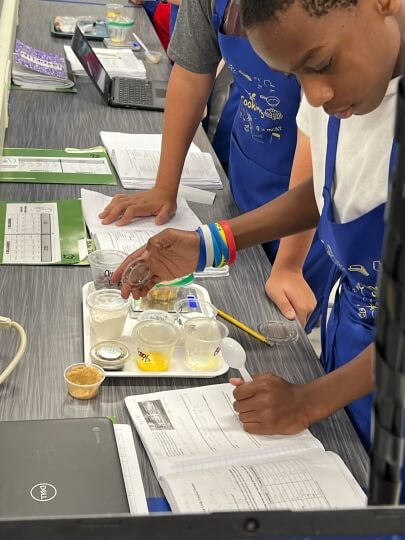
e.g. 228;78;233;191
0;417;129;517
71;26;167;111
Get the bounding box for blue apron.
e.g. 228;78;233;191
144;1;157;19
169;4;179;36
213;0;333;330
319;116;397;449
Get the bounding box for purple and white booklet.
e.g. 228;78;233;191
12;40;74;89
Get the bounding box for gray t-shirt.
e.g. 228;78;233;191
168;0;222;74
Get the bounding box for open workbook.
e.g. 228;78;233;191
125;383;366;513
99;132;223;190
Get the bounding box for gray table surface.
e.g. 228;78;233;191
0;0;369;497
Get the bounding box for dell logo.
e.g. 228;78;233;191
30;483;57;502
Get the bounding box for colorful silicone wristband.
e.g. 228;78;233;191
195;227;206;272
218;220;236;264
208;222;229;266
200;224;215;268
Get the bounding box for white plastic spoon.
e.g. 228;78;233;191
132;32;161;64
221;337;253;382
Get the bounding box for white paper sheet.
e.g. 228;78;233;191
81;189;202;252
0;156;111;174
114;424;149;515
3;202;61;264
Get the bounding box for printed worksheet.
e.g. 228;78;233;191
0;199;86;265
0;156;111;175
3;202;61;264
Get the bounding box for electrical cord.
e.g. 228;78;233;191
0;316;27;384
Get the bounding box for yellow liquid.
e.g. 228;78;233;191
137;351;169;372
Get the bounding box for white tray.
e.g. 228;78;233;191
82;282;230;378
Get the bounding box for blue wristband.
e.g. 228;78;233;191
196;227;206;272
207;224;222;267
208;222;229;265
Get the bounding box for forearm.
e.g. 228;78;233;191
273;128;316;271
156;64;215;196
229;177;319;250
303;344;374;425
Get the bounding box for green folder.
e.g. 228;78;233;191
0;148;118;185
0;199;87;265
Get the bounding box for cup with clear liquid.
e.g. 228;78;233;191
183;317;228;372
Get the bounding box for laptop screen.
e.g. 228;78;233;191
71;26;111;102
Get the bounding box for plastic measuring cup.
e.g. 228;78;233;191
87;289;130;339
107;16;134;44
133;319;178;372
88;249;127;290
183;317;228;372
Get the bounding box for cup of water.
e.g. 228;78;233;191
183;317;228;372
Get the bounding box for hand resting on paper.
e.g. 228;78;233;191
99;187;177;226
111;228;200;298
230;374;311;435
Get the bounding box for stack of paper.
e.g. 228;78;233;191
81;188;202;254
64;45;146;79
82;188;228;277
12;40;74;90
100;132;223;190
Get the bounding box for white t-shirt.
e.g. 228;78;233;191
296;77;400;224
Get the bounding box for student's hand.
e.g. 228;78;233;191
98;188;178;226
265;268;316;328
230;374;310;435
111;228;200;298
129;0;145;4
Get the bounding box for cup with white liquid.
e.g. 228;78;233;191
87;289;130;340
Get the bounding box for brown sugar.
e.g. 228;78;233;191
65;364;104;400
66;365;103;385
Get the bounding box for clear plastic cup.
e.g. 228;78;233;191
183;317;228;372
87;289;130;339
106;3;124;20
107;17;134;44
174;298;217;345
133;319;178;372
88;249;127;290
174;298;218;327
64;363;105;400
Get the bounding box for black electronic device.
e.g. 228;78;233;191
71;26;166;111
1;507;405;540
0;417;129;517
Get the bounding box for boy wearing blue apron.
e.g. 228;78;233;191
112;0;405;500
101;0;332;331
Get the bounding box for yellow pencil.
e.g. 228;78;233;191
216;309;273;347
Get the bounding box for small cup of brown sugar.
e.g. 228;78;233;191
64;363;105;400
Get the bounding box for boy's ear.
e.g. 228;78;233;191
376;0;401;16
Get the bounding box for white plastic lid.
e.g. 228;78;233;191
87;289;130;311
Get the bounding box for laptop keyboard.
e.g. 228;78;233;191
117;78;154;106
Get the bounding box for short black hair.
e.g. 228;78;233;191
241;0;359;28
